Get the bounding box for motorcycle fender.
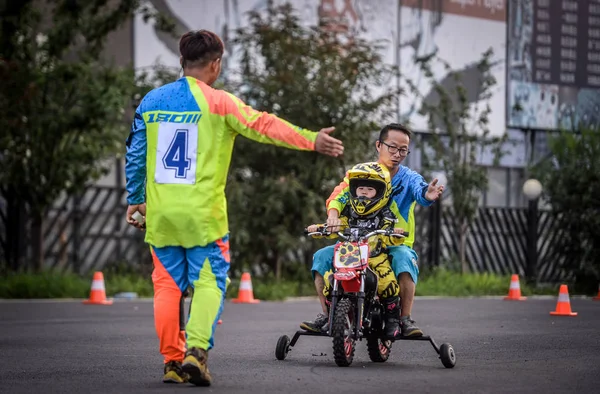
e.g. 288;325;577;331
340;277;362;293
334;271;357;281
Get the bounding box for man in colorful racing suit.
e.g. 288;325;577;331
125;30;344;386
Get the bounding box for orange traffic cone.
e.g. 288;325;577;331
550;284;577;316
593;284;600;301
231;272;260;304
504;274;527;301
83;272;113;305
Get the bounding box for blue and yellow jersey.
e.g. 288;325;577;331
125;76;318;247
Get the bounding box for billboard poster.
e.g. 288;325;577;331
398;0;507;137
135;1;507;137
507;0;600;130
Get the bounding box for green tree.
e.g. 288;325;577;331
403;49;507;273
0;0;172;270
531;128;600;291
225;3;397;279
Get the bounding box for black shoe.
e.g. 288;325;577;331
300;312;329;332
400;316;423;337
385;318;400;339
383;297;401;339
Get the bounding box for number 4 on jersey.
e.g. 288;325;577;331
163;129;191;178
155;123;197;185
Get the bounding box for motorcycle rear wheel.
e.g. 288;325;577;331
366;336;392;362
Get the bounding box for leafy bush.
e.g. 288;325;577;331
531;127;600;293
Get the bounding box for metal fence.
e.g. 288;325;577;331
0;186;149;273
42;186;150;273
1;186;567;282
413;203;567;282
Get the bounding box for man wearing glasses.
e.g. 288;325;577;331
300;123;445;337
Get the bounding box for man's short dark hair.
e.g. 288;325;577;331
179;30;224;68
378;123;412;142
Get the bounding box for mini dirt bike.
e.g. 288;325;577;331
275;224;456;369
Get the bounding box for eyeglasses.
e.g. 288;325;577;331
380;141;410;156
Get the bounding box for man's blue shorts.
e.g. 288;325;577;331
311;244;420;285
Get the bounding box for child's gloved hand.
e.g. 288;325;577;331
307;224;319;232
393;228;405;235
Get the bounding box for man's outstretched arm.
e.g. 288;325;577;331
407;168;442;207
203;86;344;157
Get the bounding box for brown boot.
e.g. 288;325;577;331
182;347;212;386
162;360;189;383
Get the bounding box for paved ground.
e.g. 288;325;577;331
0;297;599;394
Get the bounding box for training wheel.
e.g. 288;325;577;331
439;343;456;368
275;335;291;360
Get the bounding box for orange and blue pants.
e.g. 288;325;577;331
150;234;230;364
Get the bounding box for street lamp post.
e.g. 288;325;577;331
523;179;543;285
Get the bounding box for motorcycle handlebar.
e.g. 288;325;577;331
360;229;409;239
304;227;409;239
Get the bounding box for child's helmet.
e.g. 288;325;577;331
347;162;392;218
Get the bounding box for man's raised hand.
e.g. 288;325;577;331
315;127;344;157
425;178;445;202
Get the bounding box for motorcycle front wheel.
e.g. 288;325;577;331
331;298;356;367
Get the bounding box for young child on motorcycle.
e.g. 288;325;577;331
306;162;407;339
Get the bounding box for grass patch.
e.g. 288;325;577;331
103;273;154;297
416;266;560;297
0;270;90;299
0;266;573;300
225;276;315;301
0;270;153;299
225;268;562;300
